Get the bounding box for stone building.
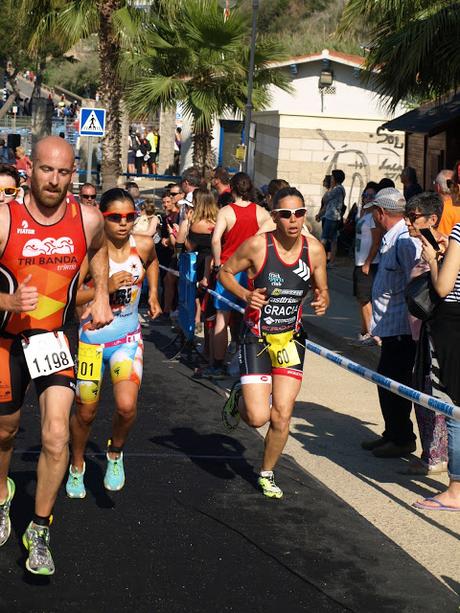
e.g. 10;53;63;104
252;49;406;221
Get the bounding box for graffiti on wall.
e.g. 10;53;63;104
317;127;404;207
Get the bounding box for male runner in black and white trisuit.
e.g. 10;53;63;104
219;187;329;498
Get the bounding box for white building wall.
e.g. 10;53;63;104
267;61;405;119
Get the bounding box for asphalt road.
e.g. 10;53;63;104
1;319;459;613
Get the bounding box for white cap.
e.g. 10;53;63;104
363;187;406;211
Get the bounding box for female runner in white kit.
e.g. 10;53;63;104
66;188;161;497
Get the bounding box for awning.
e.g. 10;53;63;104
381;91;460;135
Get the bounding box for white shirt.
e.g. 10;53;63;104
355;212;380;266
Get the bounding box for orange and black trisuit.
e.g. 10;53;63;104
0;199;87;414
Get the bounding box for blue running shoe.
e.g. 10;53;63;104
65;464;86;499
104;452;125;491
0;477;15;547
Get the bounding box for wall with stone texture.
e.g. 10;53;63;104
253;112;405;228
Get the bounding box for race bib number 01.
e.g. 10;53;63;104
266;332;300;368
22;332;74;379
77;342;103;381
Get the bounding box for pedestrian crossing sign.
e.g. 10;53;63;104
79;107;106;137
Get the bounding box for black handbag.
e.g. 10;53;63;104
405;271;440;321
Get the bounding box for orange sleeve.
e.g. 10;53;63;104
438;208;453;236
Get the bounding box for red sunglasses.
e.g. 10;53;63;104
102;211;137;223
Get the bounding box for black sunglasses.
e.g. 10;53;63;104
404;212;427;223
272;207;307;219
81;193;96;200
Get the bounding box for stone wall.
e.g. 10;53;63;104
253;112;405;226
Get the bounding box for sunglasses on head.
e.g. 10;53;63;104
0;187;19;197
102;211;137;223
404;212;427;223
272;207;307;219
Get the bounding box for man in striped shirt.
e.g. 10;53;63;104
361;188;422;458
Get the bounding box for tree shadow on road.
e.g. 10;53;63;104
292;401;460;541
150;427;259;491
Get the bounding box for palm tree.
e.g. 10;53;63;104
18;0;143;189
338;0;460;109
123;0;291;176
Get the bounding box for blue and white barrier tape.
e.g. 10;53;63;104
205;287;245;314
305;340;460;421
159;264;180;278
158;263;460;421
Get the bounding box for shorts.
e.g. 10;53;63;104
353;264;378;304
239;328;306;383
0;330;77;416
214;272;247;312
76;332;143;405
128;151;135;165
321;218;340;242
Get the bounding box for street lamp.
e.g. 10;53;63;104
218;0;259;174
243;0;259;174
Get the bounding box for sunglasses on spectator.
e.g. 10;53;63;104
102;211;137;223
404;212;427;223
0;187;19;197
81;193;97;199
272;207;307;219
170;191;182;196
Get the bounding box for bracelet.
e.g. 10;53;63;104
212;264;221;273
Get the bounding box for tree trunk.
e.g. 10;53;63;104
98;0;122;191
158;106;175;175
192;128;214;180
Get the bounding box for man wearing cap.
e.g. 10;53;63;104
362;188;421;458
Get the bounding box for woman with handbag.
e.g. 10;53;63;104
404;192;448;476
412;206;460;511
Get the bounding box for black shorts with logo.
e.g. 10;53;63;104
0;326;78;415
239;328;307;382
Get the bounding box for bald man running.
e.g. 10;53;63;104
0;136;112;575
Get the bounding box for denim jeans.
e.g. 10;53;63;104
447;416;460;480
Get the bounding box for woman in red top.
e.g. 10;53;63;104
207;173;271;378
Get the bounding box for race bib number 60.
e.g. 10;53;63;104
266;332;300;368
22;332;74;379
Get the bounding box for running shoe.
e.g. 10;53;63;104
65;463;86;499
104;452;125;491
0;477;15;547
222;381;241;431
22;522;55;576
258;472;283;499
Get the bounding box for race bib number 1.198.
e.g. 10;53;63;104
22;332;74;379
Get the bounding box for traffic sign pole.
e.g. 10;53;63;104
86;138;93;184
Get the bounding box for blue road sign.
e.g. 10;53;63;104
79;107;106;137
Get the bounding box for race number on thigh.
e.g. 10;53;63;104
265;332;300;368
22;332;74;379
77;342;103;381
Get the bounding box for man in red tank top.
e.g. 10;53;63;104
207;173;270;378
0;136;112;575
